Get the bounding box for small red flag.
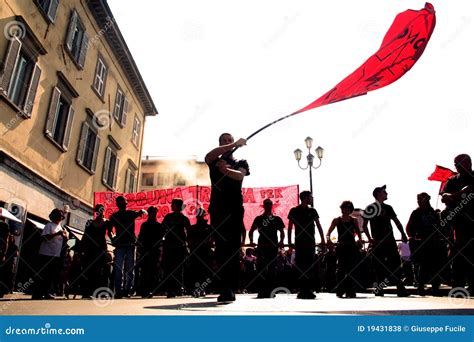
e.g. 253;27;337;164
294;3;436;114
428;165;456;193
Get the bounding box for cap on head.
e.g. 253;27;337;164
49;208;66;221
372;185;387;198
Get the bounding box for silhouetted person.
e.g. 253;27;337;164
162;199;190;298
0;218;10;298
81;204;108;298
138;206;165;298
186;210;213;297
249;199;285;298
107;196;146;298
32;209;68;300
288;191;326;299
362;185;409;297
326;201;363;298
441;154;474;293
205;133;249;302
406;192;444;296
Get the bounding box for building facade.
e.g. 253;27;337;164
140;156;209;191
0;0;157;233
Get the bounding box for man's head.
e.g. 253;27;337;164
417;192;431;208
372;185;387;202
454;154;472;175
115;196;127;210
299;191;313;206
171;199;184;212
147;206;158;220
219;133;234;146
94;204;105;216
263;199;273;213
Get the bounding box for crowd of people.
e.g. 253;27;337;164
0;133;472;304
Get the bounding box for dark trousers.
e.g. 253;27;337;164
452;234;474;289
139;249;160;296
256;247;278;295
211;208;244;294
335;243;359;294
295;247;315;293
32;255;61;298
162;246;186;293
370;241;404;287
81;250;107;297
411;239;444;288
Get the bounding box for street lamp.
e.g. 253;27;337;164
293;136;324;196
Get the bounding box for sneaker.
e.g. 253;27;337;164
346;291;357;298
297;291;316;299
374;289;384;297
217;291;236;302
397;286;410;297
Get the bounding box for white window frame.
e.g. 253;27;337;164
93;56;107;96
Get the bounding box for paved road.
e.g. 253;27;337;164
2;292;473;315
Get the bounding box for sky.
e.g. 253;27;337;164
108;0;473;234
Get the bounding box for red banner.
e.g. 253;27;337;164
94;185;299;235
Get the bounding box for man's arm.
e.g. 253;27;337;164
315;218;326;245
288;219;294;247
249;220;257;246
219;163;247;181
353;218;363;241
393;217;408;242
362;218;372;242
241;224;246;246
204;138;246;165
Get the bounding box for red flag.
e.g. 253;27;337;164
428;165;456;193
294;3;436;114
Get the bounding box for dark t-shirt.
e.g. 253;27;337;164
208;157;250;214
109;210;142;246
364;202;397;242
442;172;474;225
336;217;357;244
162;212;190;248
288;205;319;248
138;221;165;250
251;214;285;247
82;219;108;253
406;207;441;240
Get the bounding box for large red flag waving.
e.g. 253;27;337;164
242;3;436;142
294;3;436;114
428;165;456;193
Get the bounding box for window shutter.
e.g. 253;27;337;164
62;105;75;150
47;0;60;22
91;134;101;173
0;37;22;94
66;10;78;51
78;33;89;69
102;146;111;184
136;119;141;144
124;168;131;193
113;90;122;120
132;172;137;192
45;87;61;137
113;156;120;190
121;97;129;126
23;64;42;117
76;122;89;164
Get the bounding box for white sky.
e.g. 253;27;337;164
108;0;473;234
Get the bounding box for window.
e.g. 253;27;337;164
76;122;101;173
0;37;42;117
113;87;129;127
65;10;88;69
141;173;154;187
174;173;186;186
44;87;75;151
125;167;137;193
156;172;170;186
93;56;107;97
102;146;119;189
36;0;60;23
131;115;141;146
